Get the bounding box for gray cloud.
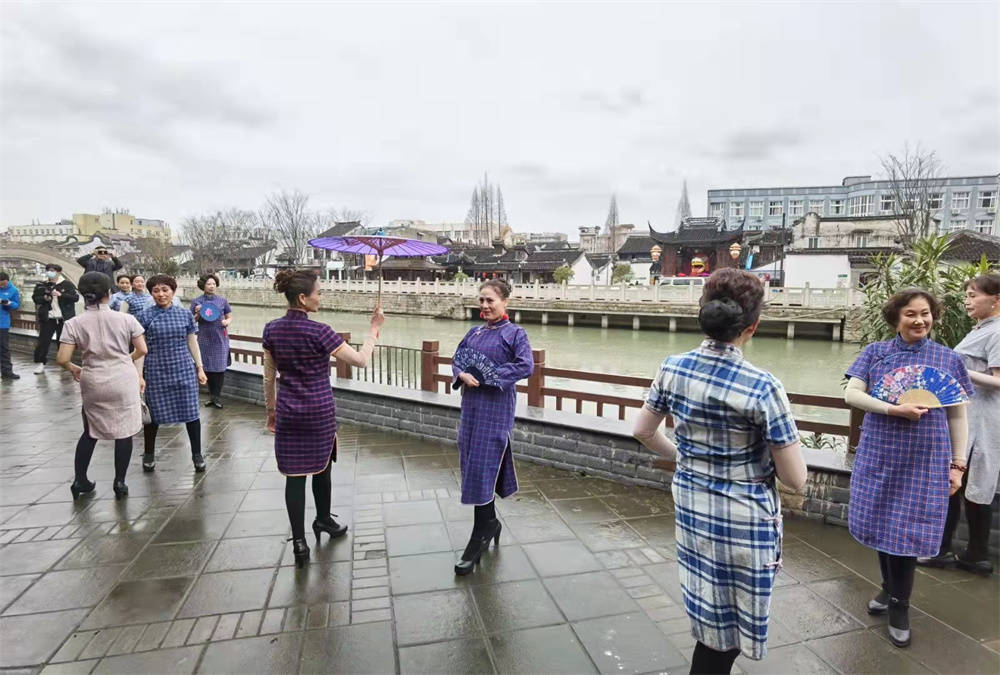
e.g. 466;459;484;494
712;128;804;161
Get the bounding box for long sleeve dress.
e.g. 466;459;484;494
952;317;1000;505
190;294;232;374
451;319;533;505
846;336;973;557
645;339;799;660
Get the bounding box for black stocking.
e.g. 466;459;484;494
690;641;740;675
285;475;307;540
311;461;333;521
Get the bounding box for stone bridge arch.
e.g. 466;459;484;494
0;241;84;283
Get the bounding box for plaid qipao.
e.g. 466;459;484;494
646;339;799;660
191;294;232;373
139;305;200;425
846;336;974;557
263;311;343;476
452;319;534;505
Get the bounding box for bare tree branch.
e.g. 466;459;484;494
261;189;318;265
879;143;945;246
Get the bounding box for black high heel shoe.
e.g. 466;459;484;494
290;537;311;568
69;479;96;500
454;520;502;576
113;480;128;501
142;454;156;472
312;515;348;542
192;454;206;472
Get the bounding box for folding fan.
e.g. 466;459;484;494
870;365;970;408
452;347;502;388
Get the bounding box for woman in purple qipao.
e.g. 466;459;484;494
451;279;533;575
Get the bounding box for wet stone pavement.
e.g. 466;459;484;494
1;352;998;675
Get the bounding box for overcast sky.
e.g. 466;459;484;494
1;2;997;238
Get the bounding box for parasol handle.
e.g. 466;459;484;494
377;251;383;305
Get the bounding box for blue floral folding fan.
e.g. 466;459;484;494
452;347;502;388
870;365;970;408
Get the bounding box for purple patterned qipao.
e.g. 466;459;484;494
846;336;973;557
452;319;534;505
263;310;344;476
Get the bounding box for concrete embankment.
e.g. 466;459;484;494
183;285;863;341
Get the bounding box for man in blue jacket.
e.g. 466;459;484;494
0;271;21;380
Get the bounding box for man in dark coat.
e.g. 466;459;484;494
77;246;122;279
31;263;78;374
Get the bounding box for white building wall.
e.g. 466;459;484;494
779;254;852;288
569;254;594;283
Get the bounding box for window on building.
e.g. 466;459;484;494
788;199;804;216
951;191;970;210
808;199;824;215
746;221;761;231
830;199;845;215
768;200;783;216
851;233;869;248
979;190;997;209
951;220;967;231
880;194;895;214
710;202;725;218
975;219;994;234
749;201;764;218
729;202;744;218
928;193;944;210
849;195;875;217
807;237;819;249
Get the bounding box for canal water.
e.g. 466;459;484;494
228;304;856;402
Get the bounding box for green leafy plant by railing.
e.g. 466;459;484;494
800;432;838;450
859;235;996;348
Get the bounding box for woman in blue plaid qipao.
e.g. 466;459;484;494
451;279;534;576
844;288;972;648
119;274;153;316
190;273;233;409
634;269;807;672
263;269;384;568
136;275;209;474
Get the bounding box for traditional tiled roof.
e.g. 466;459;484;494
616;235;656;255
586;253;613;269
315;221;363;239
944;230;1000;262
649;217;742;244
518;248;583;272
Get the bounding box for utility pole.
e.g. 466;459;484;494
778;212;787;286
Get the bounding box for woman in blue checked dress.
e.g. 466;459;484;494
136;275;208;473
190;273;233;409
451;279;533;576
119;274;153;316
634;269;807;672
844;288;971;648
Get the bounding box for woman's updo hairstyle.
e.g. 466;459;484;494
274;268;318;306
197;273;220;291
479;278;511;300
79;272;113;306
698;268;765;342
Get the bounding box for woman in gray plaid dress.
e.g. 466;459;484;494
634;269;806;673
137;275;208;473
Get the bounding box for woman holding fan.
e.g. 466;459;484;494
843;287;972;648
191;273;233;408
450;279;533;576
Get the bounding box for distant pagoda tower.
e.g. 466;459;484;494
673;180;692;231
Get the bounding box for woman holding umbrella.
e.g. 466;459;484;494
263;268;385;567
191;273;233;408
450;279;534;575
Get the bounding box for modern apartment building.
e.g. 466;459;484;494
6;220;76;243
707;174;999;236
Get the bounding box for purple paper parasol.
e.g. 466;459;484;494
308;235;450;299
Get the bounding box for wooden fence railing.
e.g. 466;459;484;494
11;311;862;448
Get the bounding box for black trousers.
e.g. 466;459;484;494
206;371;225;399
877;551;916;604
0;328;12;375
34;318;63;364
939;468;993;561
285;460;333;540
75;410;132;484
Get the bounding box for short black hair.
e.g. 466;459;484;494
146;274;177;292
197;273;220;291
116;274;131;283
881;287;942;327
45;263;62;272
0;272;9;281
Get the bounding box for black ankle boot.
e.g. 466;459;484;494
70;479;96;500
113;480;128;501
956;551;994;576
290;537;310;568
312;515;348;541
454;519;501;576
888;597;911;647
